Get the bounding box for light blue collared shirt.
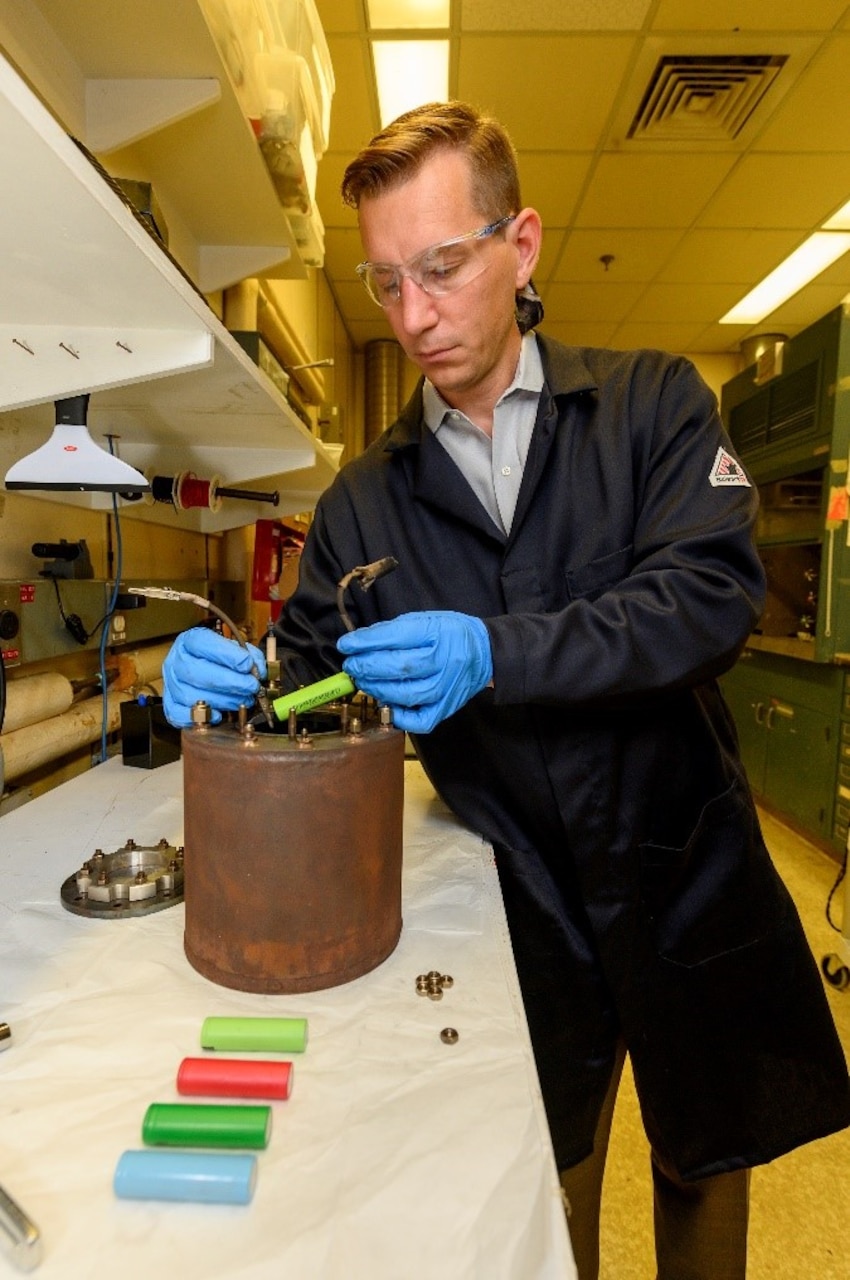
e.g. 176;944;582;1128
423;332;544;535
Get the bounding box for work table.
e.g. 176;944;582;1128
0;757;574;1278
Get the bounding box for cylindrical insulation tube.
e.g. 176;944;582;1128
112;642;171;691
2;673;73;735
0;686;163;783
114;1150;257;1204
177;1057;293;1100
200;1016;308;1054
142;1102;272;1150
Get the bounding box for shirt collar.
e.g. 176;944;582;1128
423;332;545;435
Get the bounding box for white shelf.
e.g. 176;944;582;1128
0;7;338;532
25;0;307;290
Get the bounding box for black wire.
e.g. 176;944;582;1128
0;645;6;737
50;572;117;645
825;841;847;932
99;489;125;764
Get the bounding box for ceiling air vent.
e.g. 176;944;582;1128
628;55;787;142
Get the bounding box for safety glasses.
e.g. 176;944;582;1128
356;215;515;308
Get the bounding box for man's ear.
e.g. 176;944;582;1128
511;207;543;290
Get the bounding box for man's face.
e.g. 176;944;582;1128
357;150;534;413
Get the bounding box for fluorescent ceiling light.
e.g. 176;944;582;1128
367;0;450;29
373;40;449;126
4;394;150;494
719;231;850;325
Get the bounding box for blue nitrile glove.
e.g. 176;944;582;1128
337;610;492;734
162;627;267;728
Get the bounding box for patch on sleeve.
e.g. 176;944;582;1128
708;446;750;488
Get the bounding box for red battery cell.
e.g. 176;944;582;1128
177;1056;294;1101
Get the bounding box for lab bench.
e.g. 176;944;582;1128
0;758;574;1279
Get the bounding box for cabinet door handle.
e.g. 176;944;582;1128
766;705;775;729
754;702;766;725
771;702;794;721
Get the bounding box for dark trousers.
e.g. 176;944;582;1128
558;1044;750;1280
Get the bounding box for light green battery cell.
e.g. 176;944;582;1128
272;672;355;721
142;1102;272;1150
201;1016;309;1054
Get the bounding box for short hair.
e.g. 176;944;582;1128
341;101;522;219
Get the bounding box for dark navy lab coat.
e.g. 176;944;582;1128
276;333;850;1178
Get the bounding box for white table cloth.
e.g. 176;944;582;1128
0;756;575;1278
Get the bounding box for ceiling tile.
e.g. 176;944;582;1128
698;155;850;228
313;0;363;33
634;281;747;322
460;0;652;31
656;229;803;283
815;252;850;286
534;232;566;286
652;0;847;30
457;35;636;150
575;153;737;227
516;152;592;227
553;229;683;282
608;320;712;352
324;34;378;153
753;36;850;153
542;280;646;323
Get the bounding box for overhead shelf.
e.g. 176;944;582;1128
26;0;308;290
0;22;337;532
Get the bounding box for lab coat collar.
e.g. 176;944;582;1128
383;333;598;455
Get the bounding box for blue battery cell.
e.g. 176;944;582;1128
113;1149;257;1205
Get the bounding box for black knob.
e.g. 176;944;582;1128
0;609;19;640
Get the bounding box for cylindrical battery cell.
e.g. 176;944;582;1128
200;1015;308;1054
142;1102;272;1150
177;1057;293;1100
114;1150;257;1204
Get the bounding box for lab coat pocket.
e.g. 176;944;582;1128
638;778;782;968
564;544;634;602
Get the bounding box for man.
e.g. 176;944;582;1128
164;102;850;1278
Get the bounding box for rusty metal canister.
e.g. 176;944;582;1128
181;719;404;993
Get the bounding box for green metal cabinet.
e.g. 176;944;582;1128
719;304;850;852
719;652;842;846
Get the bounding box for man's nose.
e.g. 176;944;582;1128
396;273;438;333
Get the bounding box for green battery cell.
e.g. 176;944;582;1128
200;1016;309;1054
142;1102;272;1150
272;672;355;721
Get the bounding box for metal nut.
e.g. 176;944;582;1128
440;1028;459;1045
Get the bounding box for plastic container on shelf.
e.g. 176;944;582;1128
258;108;316;216
200;0;267;122
253;47;323;153
200;0;328;220
254;0;335;153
